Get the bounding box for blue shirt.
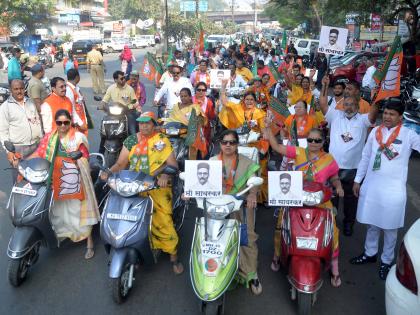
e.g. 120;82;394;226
8;57;22;81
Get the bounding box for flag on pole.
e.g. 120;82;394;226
281;30;287;51
141;57;154;81
251;59;258;77
372;36;403;103
267;61;281;88
240;37;246;53
268;97;290;125
185;108;207;157
198;21;205;53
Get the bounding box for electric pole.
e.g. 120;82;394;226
196;0;199;18
231;0;235;23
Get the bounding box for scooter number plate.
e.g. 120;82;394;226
106;213;138;222
201;241;224;258
12;186;37;196
103;120;120;124
296;237;318;250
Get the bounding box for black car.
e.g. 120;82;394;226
71;40;94;65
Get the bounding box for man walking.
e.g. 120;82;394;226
40;77;73;133
0;80;42;180
66;69;90;134
87;44;106;94
350;101;420;280
320;75;379;236
27;63;49;112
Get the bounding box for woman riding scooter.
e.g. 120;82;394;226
210;130;262;295
100;112;183;274
263;122;344;287
33;109;100;259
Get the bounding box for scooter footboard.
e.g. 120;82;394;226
109;248;138;278
7;226;43;259
288;256;323;293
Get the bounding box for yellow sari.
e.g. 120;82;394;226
128;133;179;255
166;102;207;126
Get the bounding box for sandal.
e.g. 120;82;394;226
172;260;184;275
271;258;280;272
85;247;95;260
250;278;263;295
330;272;342;288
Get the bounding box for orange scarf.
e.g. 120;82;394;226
218;153;238;193
373;123;402;170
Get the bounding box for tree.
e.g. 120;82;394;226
0;0;54;33
108;0;161;22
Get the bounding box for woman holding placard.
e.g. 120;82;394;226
263;118;344;287
210;130;262;295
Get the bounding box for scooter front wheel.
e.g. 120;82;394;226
8;257;30;287
297;292;312;315
201;295;225;315
110;263;132;304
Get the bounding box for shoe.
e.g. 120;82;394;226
84;247;95;260
349;253;377;265
250;278;263;295
379;262;391;280
172;260;184;275
330;272;342;288
343;222;353;236
270;258;280;272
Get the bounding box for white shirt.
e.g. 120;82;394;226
325;107;373;169
355;125;420;229
327;96;344;109
362;65;377;89
154;77;194;110
65;82;84;127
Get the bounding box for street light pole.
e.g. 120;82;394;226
231;0;235;23
165;0;169;50
254;0;257;34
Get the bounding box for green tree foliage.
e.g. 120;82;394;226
0;0;54;32
108;0;161;21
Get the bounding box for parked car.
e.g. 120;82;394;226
131;37;149;49
294;38;319;57
135;35;155;47
102;38;125;53
329;52;386;82
71;40;93;66
385;218;420;315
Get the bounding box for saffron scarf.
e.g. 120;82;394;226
373;123;402;170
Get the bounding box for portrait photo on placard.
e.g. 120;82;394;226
317;25;348;56
210;69;230;89
184;160;223;198
268;171;303;207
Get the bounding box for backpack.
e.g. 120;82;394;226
65;60;75;74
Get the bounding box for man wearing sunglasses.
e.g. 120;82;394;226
320;75;379;236
40;77;73;134
102;70;138;135
154;64;194;111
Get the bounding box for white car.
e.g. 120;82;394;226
102;38;125;53
131;37;149;49
385;219;420;315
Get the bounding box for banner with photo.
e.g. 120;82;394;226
268;171;303;207
318;26;348;56
184;160;223;198
210;69;230;89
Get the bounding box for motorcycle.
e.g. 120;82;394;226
93;157;178;304
37;50;53;68
0;83;10;104
4;141;84;287
182;172;263;314
95;97;129;168
278;181;335;315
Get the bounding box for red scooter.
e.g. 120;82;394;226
279;181;335;315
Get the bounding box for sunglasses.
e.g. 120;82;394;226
307;138;323;144
197;88;206;92
56;120;71;126
221;140;238;146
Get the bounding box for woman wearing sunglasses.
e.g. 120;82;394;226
210;130;262;295
193;82;216;147
33;109;100;259
264;121;344;287
219;80;269;204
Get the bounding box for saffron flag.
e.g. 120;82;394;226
141;57;154;81
268;96;290;125
267;61;281;88
372;36;403;103
198;21;205;53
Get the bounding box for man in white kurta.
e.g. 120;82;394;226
350;102;420;280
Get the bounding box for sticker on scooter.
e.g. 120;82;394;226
204;258;218;272
106;213;138;221
296;237;318;250
201;241;224;258
12;186;37;196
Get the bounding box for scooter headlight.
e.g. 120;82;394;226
108;178;152;197
302;190;324;206
164;127;180;136
19;165;49;183
109;105;123;115
206;201;234;219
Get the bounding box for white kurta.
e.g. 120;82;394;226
354;125;420;229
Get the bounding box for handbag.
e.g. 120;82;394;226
240;206;249;246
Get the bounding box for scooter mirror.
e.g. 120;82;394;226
246;176;263;187
68;151;83;161
179;172;186;181
4;141;16;153
93;96;102;102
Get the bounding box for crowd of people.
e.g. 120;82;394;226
0;34;419;300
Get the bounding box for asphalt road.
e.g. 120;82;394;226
0;49;419;315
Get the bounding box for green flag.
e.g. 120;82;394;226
251;59;258;77
281;30;287;50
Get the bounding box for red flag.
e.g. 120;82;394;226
198;21;204;53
